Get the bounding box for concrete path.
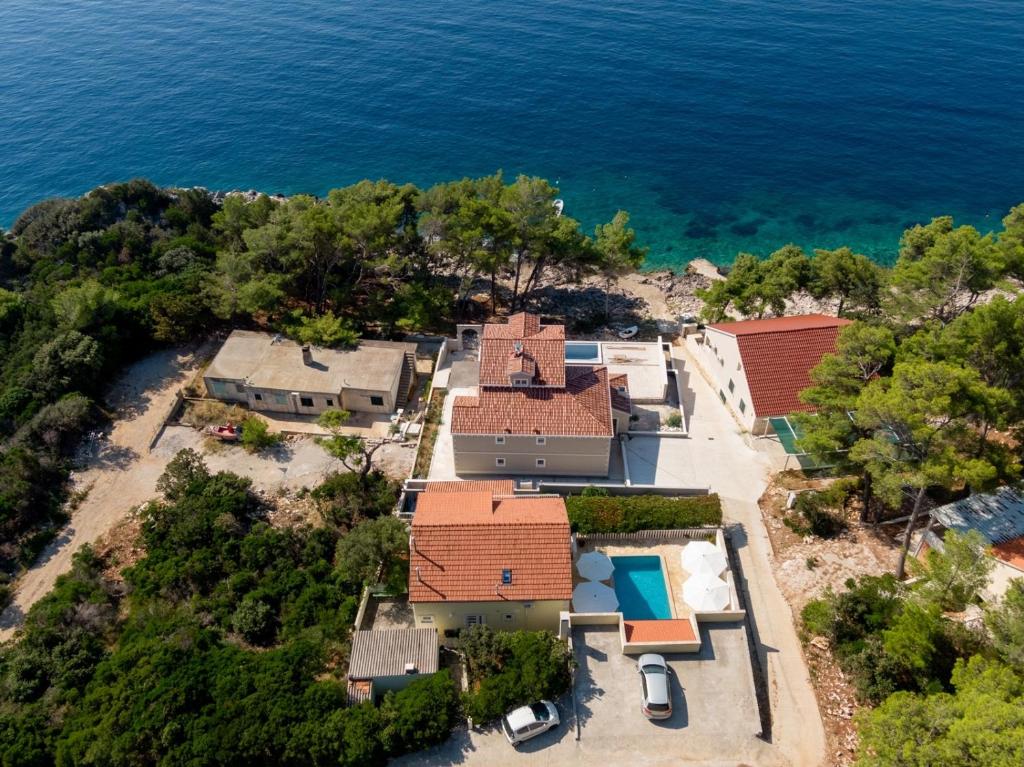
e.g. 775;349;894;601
673;343;826;767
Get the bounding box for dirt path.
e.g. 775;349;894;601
0;346;209;641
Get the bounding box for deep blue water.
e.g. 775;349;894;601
2;1;1023;266
612;556;672;620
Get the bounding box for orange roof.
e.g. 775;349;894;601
707;314;851;418
421;480;516;495
452;366;614;437
992;535;1024;571
609;373;631;413
623;619;697;643
480;312;566;387
409;492;572;603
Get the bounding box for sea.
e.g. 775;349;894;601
1;0;1023;268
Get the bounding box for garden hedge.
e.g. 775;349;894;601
565;493;722;533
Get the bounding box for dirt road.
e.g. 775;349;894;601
0;346;207;640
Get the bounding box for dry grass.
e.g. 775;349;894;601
412;392;443;478
181;400;250;428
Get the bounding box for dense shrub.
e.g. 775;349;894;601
461;627;573;724
239;416;282;453
310;470;399;527
783;483;851;538
566;493;722;533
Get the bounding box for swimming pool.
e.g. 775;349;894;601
611;556;673;620
565;341;602;363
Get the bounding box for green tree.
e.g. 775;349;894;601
335;516;408;591
30;331;103;398
594;210;648;319
51;281;121;332
240;416;281;453
997;202;1024;281
156;448;210;502
292;310;359;348
809;246;883;316
850;361;1015;578
985;579;1024;667
207;249;284;321
887;216;1005;325
911;530;994;611
316;410;385;485
855;656;1024;767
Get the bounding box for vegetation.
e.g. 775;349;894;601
0;175;642;577
460;626;573;724
783;482;852;538
566;493;722;533
239;414;282;453
0;452;457;766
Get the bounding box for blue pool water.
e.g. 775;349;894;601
1;2;1023;265
612;556;672;620
565;342;602;363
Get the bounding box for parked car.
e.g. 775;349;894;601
501;700;560;747
637;653;673;719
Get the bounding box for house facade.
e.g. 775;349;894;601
408;489;573;636
695;314;852;432
204;330;416;416
450;313;630;477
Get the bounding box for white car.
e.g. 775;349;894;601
637;653;673;719
501;700;560;746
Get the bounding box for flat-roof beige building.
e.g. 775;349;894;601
204;330;416;416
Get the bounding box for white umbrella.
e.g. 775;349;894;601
576;551;615;581
683;572;730;612
681;540;728;576
572;581;619;613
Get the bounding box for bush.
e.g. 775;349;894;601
566;493;722;533
783;484;851;538
239;417;281;453
310;471;399;527
461;627;573;724
665;411;683;428
380;671;459;755
232;596;277;645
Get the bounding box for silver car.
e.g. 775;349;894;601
637;653;672;719
501;700;560;746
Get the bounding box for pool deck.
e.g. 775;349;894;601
576;540;693;621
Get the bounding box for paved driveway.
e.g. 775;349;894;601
397;624;778;767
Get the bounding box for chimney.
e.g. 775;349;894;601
301;345;313;366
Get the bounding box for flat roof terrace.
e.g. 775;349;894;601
566;340;668;402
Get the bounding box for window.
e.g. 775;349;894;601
719;390;726;403
325;398;333;407
502;568;512;585
739;399;746;414
535;436;546;446
495;436;506;445
370;395;384;406
253;393;263;401
504;614;514;622
300;396;314;408
719;358;724;367
728;379;735;393
465;615;485;627
495;457;506;467
536;458;546;468
420;615;433;624
273;393;287;405
234;383;246;394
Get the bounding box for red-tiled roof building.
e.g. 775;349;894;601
452;312;631;477
408;489;572;634
696;314;852;431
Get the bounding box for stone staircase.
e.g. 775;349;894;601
396;351;416;408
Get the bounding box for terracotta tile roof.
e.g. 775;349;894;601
992;535;1024;571
707;314;852;418
480;312;566;387
409;492;572;603
623;619;697;643
421;480;516;495
452;366;614;437
609;373;631;413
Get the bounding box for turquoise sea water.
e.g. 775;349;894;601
1;1;1023;267
612;556;672;620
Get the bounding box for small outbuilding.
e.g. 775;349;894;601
346;628;439;704
204;330;416;416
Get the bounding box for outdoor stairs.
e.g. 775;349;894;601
396;351;416;408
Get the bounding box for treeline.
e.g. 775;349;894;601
706;206;1024;764
698;207;1024;323
0;176;644;583
0;452;572;765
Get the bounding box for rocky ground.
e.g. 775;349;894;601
758;472;898;766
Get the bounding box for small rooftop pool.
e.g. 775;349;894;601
611;555;672;620
565;341;602;363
